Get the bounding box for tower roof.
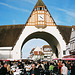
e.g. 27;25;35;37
34;0;46;8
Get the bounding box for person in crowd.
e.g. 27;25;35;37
30;64;40;75
36;62;44;75
61;63;68;75
0;62;2;74
24;62;31;72
0;63;8;75
43;61;49;75
58;60;62;74
7;63;11;75
23;67;26;75
11;63;17;74
71;62;75;75
10;62;13;66
66;61;71;75
49;63;54;75
34;62;37;67
53;62;58;74
45;61;49;70
21;62;24;69
0;62;3;69
36;62;45;70
18;62;22;69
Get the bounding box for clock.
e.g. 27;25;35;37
38;14;44;21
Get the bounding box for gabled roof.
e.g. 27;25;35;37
34;0;46;8
30;48;35;54
25;0;56;26
73;26;75;30
0;24;25;47
57;25;72;45
25;0;47;26
34;46;42;51
30;46;44;54
43;45;51;48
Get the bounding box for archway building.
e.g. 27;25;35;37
0;0;74;60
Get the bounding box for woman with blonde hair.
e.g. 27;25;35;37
7;64;12;75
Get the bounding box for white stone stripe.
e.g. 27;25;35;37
0;47;12;50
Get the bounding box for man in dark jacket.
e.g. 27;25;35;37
18;62;22;69
66;61;71;75
30;64;40;75
0;63;7;75
44;61;49;75
71;63;75;75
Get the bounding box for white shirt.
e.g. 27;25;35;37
25;65;31;71
62;65;68;75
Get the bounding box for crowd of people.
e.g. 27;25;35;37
0;60;75;75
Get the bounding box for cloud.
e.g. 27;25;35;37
23;0;37;5
56;8;75;17
0;2;30;13
50;6;75;18
55;19;64;24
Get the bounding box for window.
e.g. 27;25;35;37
42;7;44;10
74;43;75;49
35;7;46;11
44;56;47;58
40;7;42;10
63;51;66;55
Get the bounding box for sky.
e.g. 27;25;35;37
0;0;75;58
0;0;75;25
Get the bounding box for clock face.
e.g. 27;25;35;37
38;14;44;21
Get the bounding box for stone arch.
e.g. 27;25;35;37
21;31;60;58
12;26;66;59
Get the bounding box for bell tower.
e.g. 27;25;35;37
26;0;56;29
34;0;47;29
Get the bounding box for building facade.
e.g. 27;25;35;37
63;26;75;58
30;46;44;60
69;26;75;57
30;45;57;61
43;45;53;61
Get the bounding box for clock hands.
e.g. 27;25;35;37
40;16;43;19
